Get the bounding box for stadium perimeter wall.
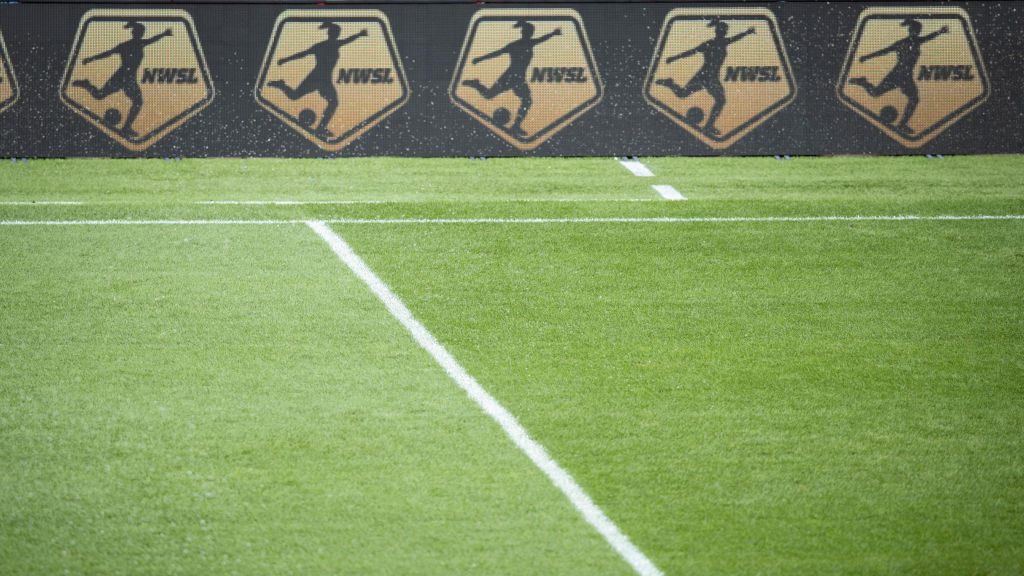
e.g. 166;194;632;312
0;1;1020;157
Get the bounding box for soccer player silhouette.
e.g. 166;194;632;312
849;18;949;134
72;22;172;138
267;22;367;137
461;20;561;138
655;19;755;136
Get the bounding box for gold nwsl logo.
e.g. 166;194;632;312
0;29;18;115
60;10;214;151
837;7;989;147
255;10;409;151
644;8;796;149
450;9;602;150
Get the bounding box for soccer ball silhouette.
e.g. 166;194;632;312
685;106;705;126
297;108;317;129
492;107;511;127
879;106;899;125
103;108;122;128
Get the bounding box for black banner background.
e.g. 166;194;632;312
0;2;1021;157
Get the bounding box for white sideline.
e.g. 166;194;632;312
0;219;306;225
2;215;1023;226
198;200;391;205
196;199;659;205
305;220;663;576
617;158;655;177
652;185;686;201
0;201;84;205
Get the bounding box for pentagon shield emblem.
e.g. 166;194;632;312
256;10;409;152
60;10;214;151
0;29;18;115
450;9;603;151
644;8;796;150
837;7;989;148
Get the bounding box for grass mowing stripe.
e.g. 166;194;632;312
0;157;646;203
306;221;664;576
2;215;1024;226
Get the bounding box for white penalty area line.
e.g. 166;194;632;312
2;215;1023;226
305;220;663;576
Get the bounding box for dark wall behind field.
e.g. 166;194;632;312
0;2;1021;157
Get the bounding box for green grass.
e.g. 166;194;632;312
1;156;1023;574
341;220;1024;574
0;225;624;575
0;157;646;202
1;155;1021;221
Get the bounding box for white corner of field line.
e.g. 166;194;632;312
304;220;663;576
652;185;685;201
617;158;655;178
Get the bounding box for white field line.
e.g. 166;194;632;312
617;158;655;177
305;220;663;576
196;199;659;205
197;200;391;205
0;201;84;205
0;200;661;207
0;220;306;226
2;215;1023;226
652;185;686;201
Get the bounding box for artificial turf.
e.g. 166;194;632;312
1;155;1022;574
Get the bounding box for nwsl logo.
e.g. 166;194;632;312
450;9;603;151
60;10;214;151
0;28;18;115
255;10;410;152
837;7;989;147
644;8;797;150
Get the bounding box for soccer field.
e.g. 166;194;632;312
1;156;1023;574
